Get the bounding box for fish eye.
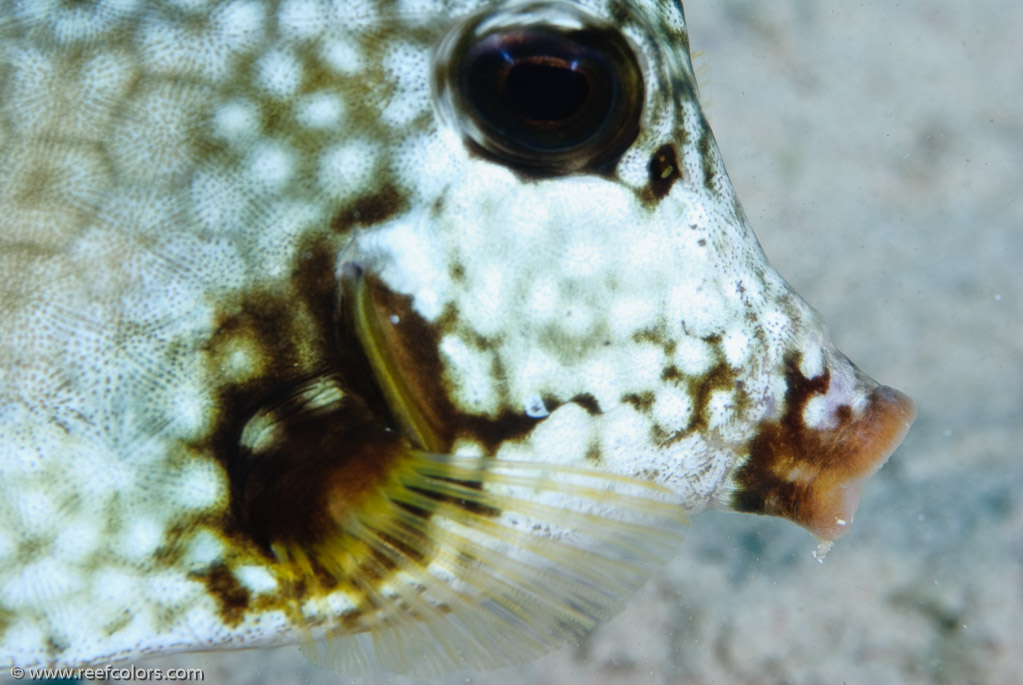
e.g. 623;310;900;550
435;4;645;176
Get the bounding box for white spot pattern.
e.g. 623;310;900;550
0;0;911;673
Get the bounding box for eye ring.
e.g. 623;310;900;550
433;2;645;176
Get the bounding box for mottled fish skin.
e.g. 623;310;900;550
0;0;914;674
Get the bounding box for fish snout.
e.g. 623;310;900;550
728;357;915;543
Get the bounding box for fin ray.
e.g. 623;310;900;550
293;449;687;676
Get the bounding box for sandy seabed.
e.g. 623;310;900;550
142;2;1022;683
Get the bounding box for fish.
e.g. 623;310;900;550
0;0;915;676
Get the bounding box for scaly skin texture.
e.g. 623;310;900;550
0;0;914;674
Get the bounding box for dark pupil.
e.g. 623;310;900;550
453;23;642;174
503;60;590;122
463;32;616;154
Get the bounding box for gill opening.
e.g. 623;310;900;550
345;264;443;453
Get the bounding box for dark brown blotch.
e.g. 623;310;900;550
202;234;341;472
570;392;602;415
195;562;252;627
647;143;681;201
231;377;402;552
330;184;408;233
622;391;655;412
660;364;682;382
686;360;733;433
359;275;548;453
731;355;832;516
697;122;718;194
725;353;916;542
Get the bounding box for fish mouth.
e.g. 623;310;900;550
792;384;915;542
806;385;915;541
729;356;916;542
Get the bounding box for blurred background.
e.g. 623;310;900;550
144;1;1022;683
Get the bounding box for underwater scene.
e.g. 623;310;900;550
1;0;1018;684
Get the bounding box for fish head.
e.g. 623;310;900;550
0;0;914;674
336;0;914;543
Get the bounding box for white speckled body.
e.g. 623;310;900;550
0;0;913;673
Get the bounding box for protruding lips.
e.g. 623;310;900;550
731;360;916;542
797;385;915;541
